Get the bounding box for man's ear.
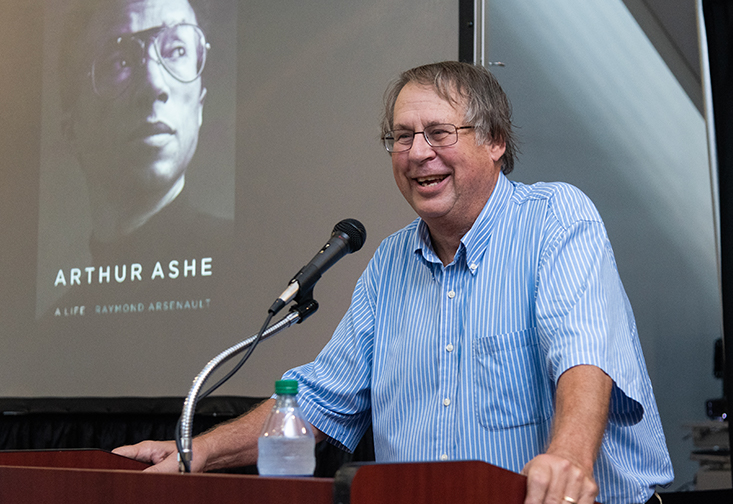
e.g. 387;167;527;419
489;137;506;162
198;87;207;127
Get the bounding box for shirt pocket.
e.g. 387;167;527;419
473;328;553;430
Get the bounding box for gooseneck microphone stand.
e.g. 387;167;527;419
176;298;319;473
175;218;367;473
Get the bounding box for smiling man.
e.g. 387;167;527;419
387;81;507;265
115;62;673;504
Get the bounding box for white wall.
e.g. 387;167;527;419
486;0;721;490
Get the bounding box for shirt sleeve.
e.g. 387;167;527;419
282;252;380;452
535;186;648;425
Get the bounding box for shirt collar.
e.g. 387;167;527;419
413;172;513;271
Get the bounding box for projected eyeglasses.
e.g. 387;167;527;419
90;23;209;100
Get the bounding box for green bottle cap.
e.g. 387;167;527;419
275;379;298;395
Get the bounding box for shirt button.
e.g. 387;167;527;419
440;454;449;461
447;290;456;299
445;344;454;352
469;263;478;271
443;398;451;407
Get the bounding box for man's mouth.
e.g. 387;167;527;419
416;175;448;187
129;121;175;142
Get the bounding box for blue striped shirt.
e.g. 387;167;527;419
283;173;673;503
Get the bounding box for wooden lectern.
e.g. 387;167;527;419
0;449;528;504
333;459;527;504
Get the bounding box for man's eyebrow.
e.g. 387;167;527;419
391;123;412;131
392;120;448;130
109;19;192;40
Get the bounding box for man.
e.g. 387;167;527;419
43;0;231;318
62;0;208;243
115;62;673;504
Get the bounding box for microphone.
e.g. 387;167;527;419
269;219;367;315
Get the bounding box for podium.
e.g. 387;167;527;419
0;449;528;504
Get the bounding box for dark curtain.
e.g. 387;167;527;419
0;397;374;477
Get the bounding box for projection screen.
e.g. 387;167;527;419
0;0;458;397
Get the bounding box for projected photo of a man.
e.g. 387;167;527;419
38;0;236;321
61;0;208;243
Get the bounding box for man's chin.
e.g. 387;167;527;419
112;164;186;199
140;170;185;193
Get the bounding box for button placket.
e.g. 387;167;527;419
437;264;463;463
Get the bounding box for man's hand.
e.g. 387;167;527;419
112;399;278;474
522;452;598;504
113;439;207;473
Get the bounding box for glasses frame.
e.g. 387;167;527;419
90;22;210;100
383;124;475;153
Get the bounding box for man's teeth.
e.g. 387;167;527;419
417;175;447;186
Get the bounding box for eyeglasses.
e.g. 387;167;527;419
383;124;475;153
90;23;209;100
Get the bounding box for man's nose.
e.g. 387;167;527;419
136;43;170;103
409;132;435;160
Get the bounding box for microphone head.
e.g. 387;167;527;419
333;219;366;253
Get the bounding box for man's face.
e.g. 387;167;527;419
391;83;506;234
68;0;206;202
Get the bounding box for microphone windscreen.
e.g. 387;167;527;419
333;219;366;252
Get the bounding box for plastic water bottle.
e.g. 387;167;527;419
257;379;316;476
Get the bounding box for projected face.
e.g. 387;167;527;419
68;0;207;205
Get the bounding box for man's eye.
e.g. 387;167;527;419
162;44;188;60
395;131;413;142
99;50;131;74
428;128;450;138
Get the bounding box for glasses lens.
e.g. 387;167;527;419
155;24;207;82
92;37;139;99
385;130;414;152
425;124;458;146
